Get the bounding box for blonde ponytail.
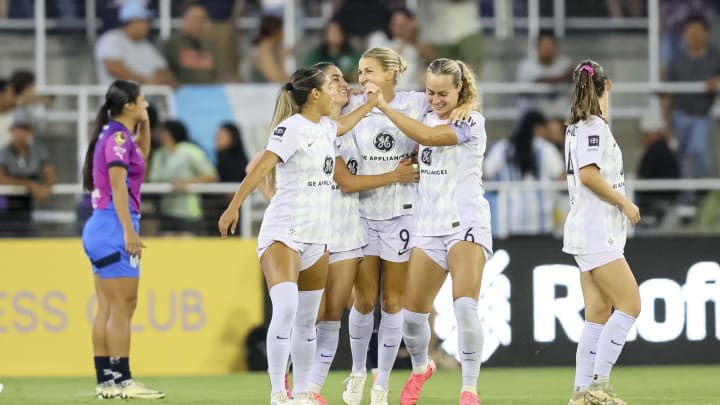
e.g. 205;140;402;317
361;47;407;85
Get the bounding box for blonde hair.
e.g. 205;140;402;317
569;60;608;124
266;67;327;188
361;47;407;85
426;58;479;107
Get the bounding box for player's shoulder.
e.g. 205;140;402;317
467;111;485;127
342;94;368;114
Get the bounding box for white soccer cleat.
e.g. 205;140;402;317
584;382;627;405
95;381;118;399
370;384;389;405
117;379;165;399
292;392;320;405
342;372;367;405
270;391;293;405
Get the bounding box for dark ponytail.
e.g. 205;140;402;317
569;60;608;124
82;80;141;191
510;110;545;178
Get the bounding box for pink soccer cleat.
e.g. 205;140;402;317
399;360;436;405
460;390;482;405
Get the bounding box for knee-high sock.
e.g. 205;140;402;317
308;320;341;388
375;310;403;389
348;306;374;374
574;321;603;389
402;309;431;374
454;297;484;390
593;310;636;380
290;289;324;396
267;282;298;395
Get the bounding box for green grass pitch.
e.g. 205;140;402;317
1;366;718;404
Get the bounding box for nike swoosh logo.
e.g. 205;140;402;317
610;340;623;346
383;344;398;348
307;140;316;147
320;353;333;358
590;351;597;355
397;249;409;255
276;336;289;340
307;337;317;342
462;351;476;355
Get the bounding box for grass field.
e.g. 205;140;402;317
1;366;718;404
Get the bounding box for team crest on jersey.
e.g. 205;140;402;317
113;131;126;145
421;147;433;165
273;126;286;137
347;158;358;175
588;135;600;148
374;132;395;152
323;155;334;175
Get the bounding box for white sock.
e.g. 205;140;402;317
308;320;341;387
290;289;323;396
574;321;603;389
267;282;298;395
375;310;403;389
593;310;636;379
349;306;374;374
454;297;484;388
402;309;430;374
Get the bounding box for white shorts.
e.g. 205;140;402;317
361;215;413;262
412;226;493;271
257;236;327;271
573;250;625;272
329;247;364;265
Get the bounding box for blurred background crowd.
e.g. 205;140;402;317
0;0;718;237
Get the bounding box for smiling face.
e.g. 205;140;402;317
425;72;460;119
358;57;395;90
322;65;349;107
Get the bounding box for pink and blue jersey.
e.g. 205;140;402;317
91;121;145;213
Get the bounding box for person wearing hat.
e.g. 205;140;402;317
94;0;178;88
0;112;56;236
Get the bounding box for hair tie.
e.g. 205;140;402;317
284;82;294;92
579;65;594;77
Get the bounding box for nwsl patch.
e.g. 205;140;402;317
588;135;600;147
273;127;286;137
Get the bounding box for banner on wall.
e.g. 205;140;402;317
0;239;264;376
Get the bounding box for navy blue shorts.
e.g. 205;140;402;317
82;208;141;279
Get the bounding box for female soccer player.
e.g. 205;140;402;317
341;48;471;405
374;58;490;405
563;60;641;405
307;62;419;405
218;67;376;405
81;80;164;399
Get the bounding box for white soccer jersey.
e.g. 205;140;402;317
563;115;626;255
329;132;367;253
344;91;427;220
415;111;491;236
259;114;336;244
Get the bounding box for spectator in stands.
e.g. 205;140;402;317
515;31;573;111
415;0;483;73
148;120;217;235
95;0;178;87
484;110;564;236
250;15;289;83
202;0;243;82
367;6;435;90
8;70;51;133
665;15;720;179
0;79;14;147
544;116;566;152
659;0;705;77
215;122;248;183
160;1;220;84
606;0;644;18
637;100;680;224
0;112;56;236
304;20;360;82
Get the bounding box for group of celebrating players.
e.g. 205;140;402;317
82;44;641;405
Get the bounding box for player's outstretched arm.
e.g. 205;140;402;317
333;157;418;193
335;87;380;136
219;151;280;237
376;93;465;146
